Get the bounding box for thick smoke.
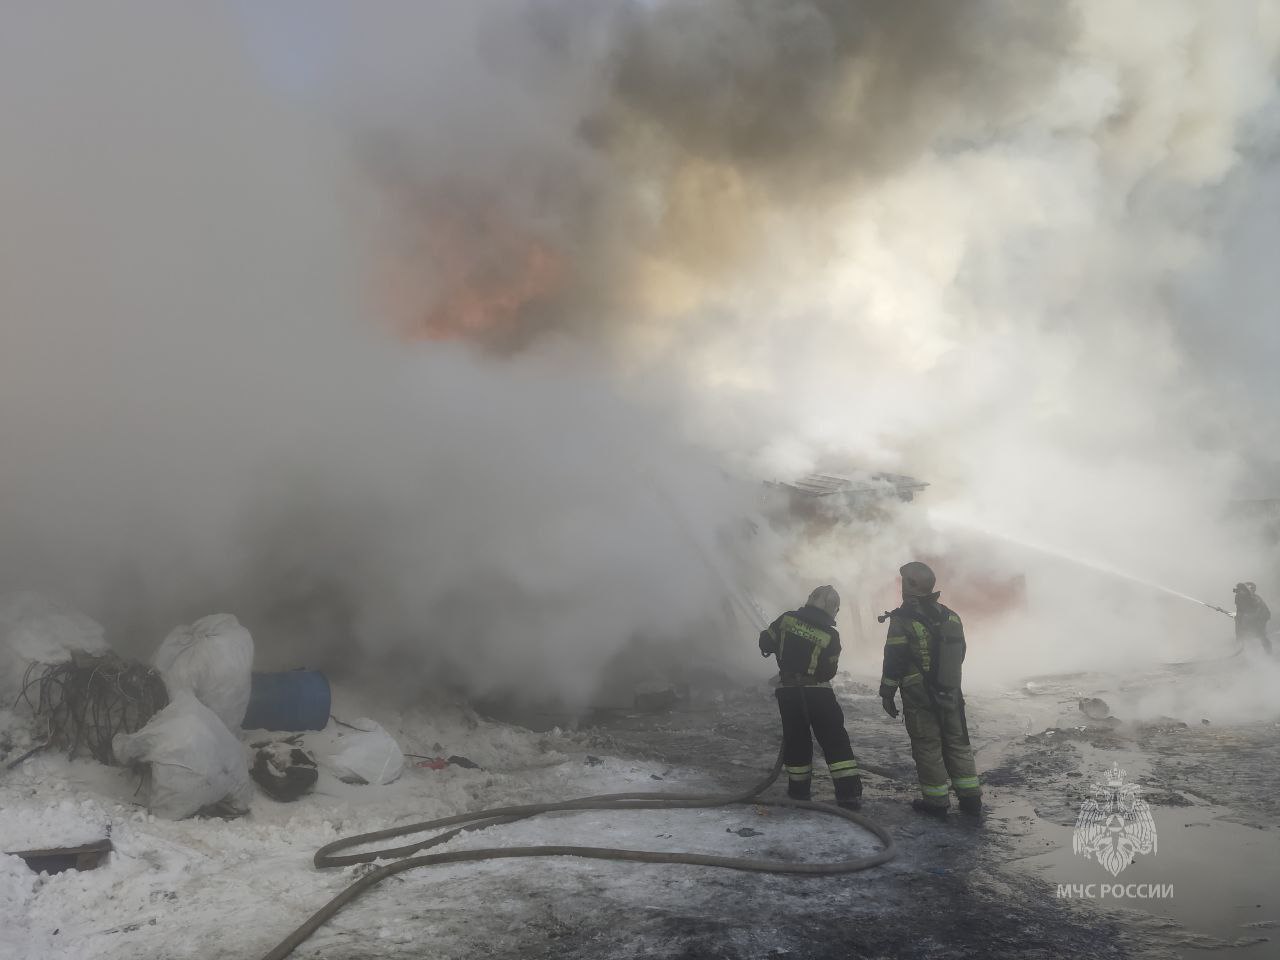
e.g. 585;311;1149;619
0;2;754;708
335;2;1279;676
2;1;1278;713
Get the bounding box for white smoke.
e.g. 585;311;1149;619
0;2;755;707
2;1;1278;713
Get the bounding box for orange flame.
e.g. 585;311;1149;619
382;196;567;348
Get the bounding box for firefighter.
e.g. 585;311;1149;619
879;561;982;819
1233;582;1272;654
758;585;863;809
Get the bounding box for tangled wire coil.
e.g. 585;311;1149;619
16;653;168;765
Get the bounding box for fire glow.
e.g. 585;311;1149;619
384;195;567;347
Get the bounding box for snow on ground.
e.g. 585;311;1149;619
0;686;868;960
0;798;111;854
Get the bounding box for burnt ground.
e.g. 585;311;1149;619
309;665;1278;960
533;668;1280;960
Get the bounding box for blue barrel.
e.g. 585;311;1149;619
241;670;331;731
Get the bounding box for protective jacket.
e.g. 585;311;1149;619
1235;592;1271;641
759;604;841;686
879;593;980;806
878;594;966;697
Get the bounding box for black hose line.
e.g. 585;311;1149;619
257;745;897;960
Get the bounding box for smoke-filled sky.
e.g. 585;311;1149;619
2;1;1278;705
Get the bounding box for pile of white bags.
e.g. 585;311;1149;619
153;613;253;731
113;691;253;820
113;613;256;818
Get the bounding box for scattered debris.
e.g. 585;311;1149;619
727;827;763;838
197;799;248;820
406;752;481;770
585;754;603;766
1136;717;1190;734
94;918;158;937
251;743;318;802
8;839;113;874
327;718;404;785
1077;697;1111;720
249;733;304;750
4;740;49;771
18;653;168;764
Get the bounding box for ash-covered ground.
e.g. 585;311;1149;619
4;654;1277;960
550;663;1280;960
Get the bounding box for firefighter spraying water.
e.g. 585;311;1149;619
1233;582;1273;654
757;586;864;810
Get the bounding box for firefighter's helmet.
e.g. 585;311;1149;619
900;561;937;598
806;584;840;618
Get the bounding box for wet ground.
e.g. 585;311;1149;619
299;660;1280;960
11;658;1275;960
535;662;1280;960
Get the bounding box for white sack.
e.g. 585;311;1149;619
154;613;253;730
113;691;252;820
0;592;107;703
327;718;404;785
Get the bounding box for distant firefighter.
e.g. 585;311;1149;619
1233;582;1272;654
879;562;982;819
758;585;863;809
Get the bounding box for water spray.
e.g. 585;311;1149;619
1198;601;1235;619
930;513;1237;619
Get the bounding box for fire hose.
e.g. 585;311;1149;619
257;743;897;960
258;489;895;959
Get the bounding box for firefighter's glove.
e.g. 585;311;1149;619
878;684;899;718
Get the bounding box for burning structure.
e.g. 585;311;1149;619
375;186;569;348
2;2;1280;958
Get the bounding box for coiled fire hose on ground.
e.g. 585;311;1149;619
257;743;897;960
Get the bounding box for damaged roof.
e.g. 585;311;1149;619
769;472;929;502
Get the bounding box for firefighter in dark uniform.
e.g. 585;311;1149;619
879;561;982;819
759;585;863;810
1234;582;1272;654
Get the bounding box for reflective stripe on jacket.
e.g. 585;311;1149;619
880;598;962;691
760;604;841;685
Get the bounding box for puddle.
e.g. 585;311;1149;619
1017;804;1280;957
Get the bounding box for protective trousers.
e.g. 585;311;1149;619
774;686;861;803
901;684;980;808
1240;624;1273;654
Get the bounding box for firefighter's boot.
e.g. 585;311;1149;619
835;774;863;811
911;798;948;820
958;794;983;817
778;768;808;803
